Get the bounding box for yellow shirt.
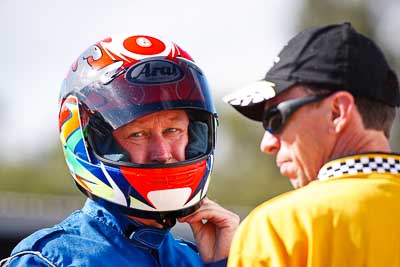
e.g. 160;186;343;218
228;153;400;267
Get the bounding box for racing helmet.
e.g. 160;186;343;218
58;34;217;226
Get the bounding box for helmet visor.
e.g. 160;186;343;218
76;58;216;166
76;57;216;130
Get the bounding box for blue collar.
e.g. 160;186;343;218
82;199;170;249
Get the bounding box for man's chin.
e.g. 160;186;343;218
289;179;301;189
280;170;298;187
289;177;313;189
280;167;306;189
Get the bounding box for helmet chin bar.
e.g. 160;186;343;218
76;182;202;228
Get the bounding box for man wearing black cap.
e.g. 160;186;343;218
224;22;400;266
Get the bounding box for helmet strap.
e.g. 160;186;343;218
157;216;177;228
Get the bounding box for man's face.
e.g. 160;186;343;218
260;86;335;188
112;110;189;164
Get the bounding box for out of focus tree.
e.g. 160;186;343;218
0;144;77;195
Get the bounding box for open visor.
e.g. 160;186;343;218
75;57;216;165
76;57;216;130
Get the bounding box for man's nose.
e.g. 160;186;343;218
260;131;280;154
149;134;172;164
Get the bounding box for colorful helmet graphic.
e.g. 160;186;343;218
59;34;217;226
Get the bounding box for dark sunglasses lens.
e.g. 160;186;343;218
263;110;283;133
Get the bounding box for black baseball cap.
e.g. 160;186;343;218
223;22;400;121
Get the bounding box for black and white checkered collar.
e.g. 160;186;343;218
317;153;400;181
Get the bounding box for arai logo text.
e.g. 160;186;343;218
125;60;184;84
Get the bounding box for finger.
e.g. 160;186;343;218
181;201;239;227
178;197;212;222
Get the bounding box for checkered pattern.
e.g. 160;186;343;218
318;154;400;181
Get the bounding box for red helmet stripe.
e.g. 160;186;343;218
121;160;207;208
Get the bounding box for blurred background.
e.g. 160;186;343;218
1;0;399;257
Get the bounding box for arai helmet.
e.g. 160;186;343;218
58;34;217;226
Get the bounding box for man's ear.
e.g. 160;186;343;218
329;91;354;134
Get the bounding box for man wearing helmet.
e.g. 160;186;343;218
2;34;239;266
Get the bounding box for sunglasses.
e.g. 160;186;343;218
262;94;331;134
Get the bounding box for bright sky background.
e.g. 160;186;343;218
0;0;304;162
2;0;399;162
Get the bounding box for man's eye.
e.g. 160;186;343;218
129;132;145;138
164;128;178;134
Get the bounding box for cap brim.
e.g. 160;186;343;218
223;79;294;121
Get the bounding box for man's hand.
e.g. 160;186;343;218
178;198;240;263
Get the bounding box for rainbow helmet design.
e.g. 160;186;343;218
59;34;217;225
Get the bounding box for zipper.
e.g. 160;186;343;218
150;248;161;266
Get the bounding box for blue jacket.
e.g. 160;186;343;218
2;199;227;267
